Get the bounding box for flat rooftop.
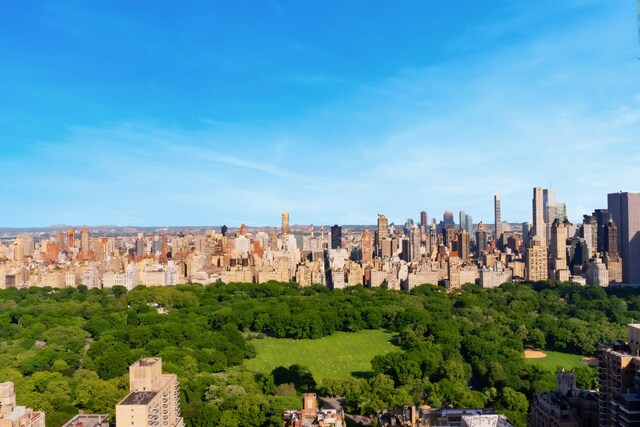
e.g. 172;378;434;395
61;414;109;427
120;391;157;406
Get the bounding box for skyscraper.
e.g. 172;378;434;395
593;208;609;253
404;218;414;236
581;215;597;257
377;214;390;258
549;219;569;281
81;227;90;256
136;235;145;257
443;211;455;228
361;229;373;263
494;195;502;241
458;230;470;262
526;239;548;282
377;214;389;240
459;211;466;232
604;220;623;283
604;220;619;255
420;211;428;228
475;222;488;257
465;214;473;240
522;221;532;248
532;187;545;246
281;210;290;236
67;229;75;249
608;192;640;284
330;225;342;249
543;188;557;223
409;225;421;262
55;230;64;250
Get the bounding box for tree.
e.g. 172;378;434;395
271;365;316;393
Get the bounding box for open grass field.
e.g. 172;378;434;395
241;330;399;381
524;350;586;371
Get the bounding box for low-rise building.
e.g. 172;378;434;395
378;406;514;427
283;393;344;427
61;413;109;427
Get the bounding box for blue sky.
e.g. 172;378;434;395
1;0;639;227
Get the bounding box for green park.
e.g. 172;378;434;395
242;329;398;381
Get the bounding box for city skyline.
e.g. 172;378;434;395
0;186;626;230
1;1;640;227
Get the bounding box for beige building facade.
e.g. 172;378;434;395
116;358;183;427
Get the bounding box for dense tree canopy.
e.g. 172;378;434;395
0;280;633;426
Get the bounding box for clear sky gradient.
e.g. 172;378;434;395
1;0;639;227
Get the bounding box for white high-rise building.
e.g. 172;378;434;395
124;263;140;290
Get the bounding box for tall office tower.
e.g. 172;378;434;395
581;215;598;257
420;211;428;228
594;209;610;253
428;223;437;254
404;218;414;236
526;239;548;282
458;230;470;262
116;358;183;427
598;324;640;427
55;230;64;250
543;188;557;222
377;214;389;243
459;211;466;232
522;221;532;248
20;234;34;257
443;211;455;228
443;226;456;249
494;195;502;241
549;219;569;281
269;229;278;250
81;227;90;256
604;220;623;283
136;235;145;257
361;229;373;263
465;214;474;240
555;203;567;221
608;192;640;284
13;237;25;262
549;219;568;270
281;210;290;236
161;234;168;255
605;220;619;255
409;225;421;262
381;237;392;259
532;187;546;246
475;222;488;257
67;229;75;249
330;225;342;249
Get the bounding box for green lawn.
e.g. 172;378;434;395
525;350;587;371
241;329;399;381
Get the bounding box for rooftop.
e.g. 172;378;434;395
119;391;157;406
61;414;109;427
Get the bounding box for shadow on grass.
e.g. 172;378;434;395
351;371;375;380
